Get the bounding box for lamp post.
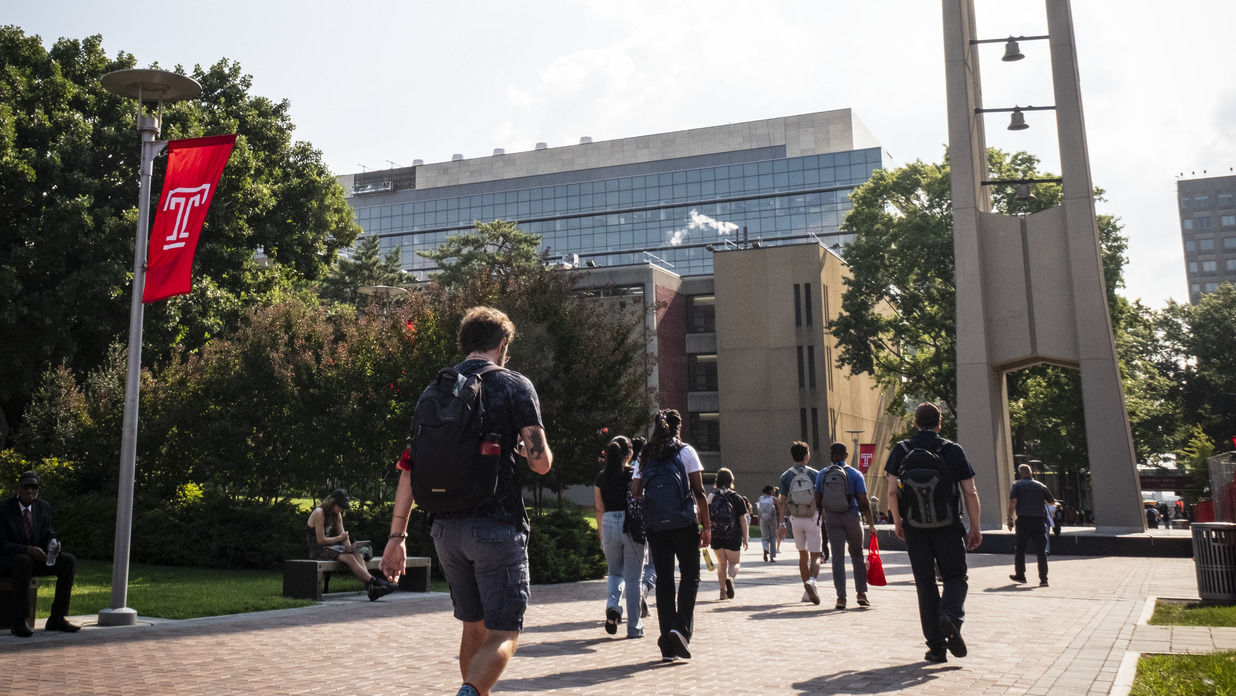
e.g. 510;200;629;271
357;284;408;315
98;69;201;626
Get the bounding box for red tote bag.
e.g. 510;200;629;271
866;533;888;586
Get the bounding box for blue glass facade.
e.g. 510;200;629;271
350;146;885;278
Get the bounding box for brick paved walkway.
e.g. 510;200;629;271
2;547;1231;695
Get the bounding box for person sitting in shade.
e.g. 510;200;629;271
307;488;396;601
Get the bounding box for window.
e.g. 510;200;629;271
1191;283;1201;294
1183;219;1194;230
794;284;802;327
686;295;715;333
811;407;820;451
1186;240;1196;252
803;283;813;326
1204;282;1219;292
690;412;720;452
687;354;718;392
1222;215;1236;227
1220;193;1234;208
1197;217;1212;229
796;346;805;389
1196;195;1210;208
807;345;817;389
1225;237;1236;249
1202;260;1217;272
1201;238;1216;251
1227;259;1236;271
1188;261;1199;273
800;408;809;442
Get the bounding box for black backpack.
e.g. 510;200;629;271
407;363;505;513
709;489;739;545
641;447;696;532
896;438;959;528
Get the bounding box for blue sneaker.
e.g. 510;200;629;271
457;684;480;696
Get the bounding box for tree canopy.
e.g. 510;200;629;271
0;27;360;443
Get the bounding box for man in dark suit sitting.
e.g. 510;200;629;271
0;471;80;636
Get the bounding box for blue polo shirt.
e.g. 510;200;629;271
815;461;867;513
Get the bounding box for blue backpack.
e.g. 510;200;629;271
641;447;696;532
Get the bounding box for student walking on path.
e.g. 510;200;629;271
814;443;877;610
707;467;749;600
885;403;982;664
594;435;646;638
631;409;710;662
1007;463;1055;587
779;442;822;605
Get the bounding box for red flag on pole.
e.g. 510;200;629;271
858;443;876;474
142;134;236;303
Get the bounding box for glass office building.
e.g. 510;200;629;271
339;109;887;278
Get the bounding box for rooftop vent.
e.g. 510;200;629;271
451;153;463;161
579;136;592;144
535;142;548;150
493;148;505;155
412;158;424;166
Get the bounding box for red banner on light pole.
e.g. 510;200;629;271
858;443;876;474
142;134;236;303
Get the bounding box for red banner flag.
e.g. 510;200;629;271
142;134;237;303
858;443;876;474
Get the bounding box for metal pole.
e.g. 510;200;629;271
98;115;165;627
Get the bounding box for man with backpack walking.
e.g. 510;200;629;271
380;306;553;696
1007;463;1055;587
631;409;710;662
885;403;982;664
779;441;823;605
814;442;877;610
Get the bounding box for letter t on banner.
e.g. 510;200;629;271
142;134;237;303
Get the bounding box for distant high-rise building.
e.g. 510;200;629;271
1177;173;1236;303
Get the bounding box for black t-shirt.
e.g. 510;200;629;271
432;358;544;531
884;431;975;526
1010;477;1054;518
595;467;632;513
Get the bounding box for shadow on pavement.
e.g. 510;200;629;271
793;662;962;694
497;659;660;691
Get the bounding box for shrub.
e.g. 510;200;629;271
527;506;605;584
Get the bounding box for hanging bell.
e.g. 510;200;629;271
1002;38;1025;62
1008;108;1029;131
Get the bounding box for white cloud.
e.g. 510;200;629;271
668;209;739;246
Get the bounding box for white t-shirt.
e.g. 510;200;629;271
631;443;703;479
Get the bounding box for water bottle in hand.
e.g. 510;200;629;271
46;538;60;566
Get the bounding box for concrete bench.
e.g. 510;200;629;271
0;577;36;631
282;556;431;600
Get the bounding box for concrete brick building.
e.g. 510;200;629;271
1177;173;1236;303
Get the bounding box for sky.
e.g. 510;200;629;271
8;0;1236;310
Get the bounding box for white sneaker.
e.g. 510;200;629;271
804;579;820;605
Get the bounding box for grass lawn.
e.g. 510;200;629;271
1131;652;1236;695
1150;599;1236;627
1132;599;1236;695
41;559;447;620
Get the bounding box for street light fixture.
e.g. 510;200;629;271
98;68;201;627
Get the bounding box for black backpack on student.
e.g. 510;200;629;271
407;363;505;513
641;446;696;532
709;489;739;545
896;438;959;528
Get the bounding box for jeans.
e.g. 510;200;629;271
601;511;645;636
904;524;968;651
1014;516;1049;582
647;524;701;647
758;517;779;559
824;510;866;599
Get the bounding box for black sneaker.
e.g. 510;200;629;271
605;608;620;635
1039;579;1049;587
669;629;691;659
725;578;735;599
924;648;948;663
938;616;967;658
657;635;676;662
1009;574;1027;583
366;577;397;601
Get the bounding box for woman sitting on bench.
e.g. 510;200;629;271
307;488;396;601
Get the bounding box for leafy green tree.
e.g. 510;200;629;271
1159;283;1236;451
829;149;1137;463
1174;425;1215;504
0;27;360;443
419;219;545;287
318;234;406;307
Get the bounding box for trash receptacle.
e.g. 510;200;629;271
1192;522;1236;602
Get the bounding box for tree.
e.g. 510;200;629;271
418;219;545;287
1159;283;1236;451
829;149;1135;458
0;27;360;443
318;234;405;307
